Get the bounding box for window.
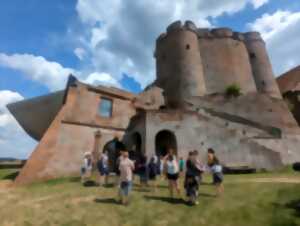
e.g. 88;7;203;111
98;98;113;117
249;52;256;59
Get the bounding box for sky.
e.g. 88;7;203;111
0;0;300;159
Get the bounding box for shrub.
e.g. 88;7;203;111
225;84;241;97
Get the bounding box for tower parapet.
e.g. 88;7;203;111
155;20;206;108
243;32;282;98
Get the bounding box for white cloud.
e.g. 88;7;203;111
251;0;269;9
248;10;300;75
74;47;87;60
0;90;36;159
84;72;121;88
75;0;269;88
0;53;75;91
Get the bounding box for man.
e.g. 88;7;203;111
118;148;135;205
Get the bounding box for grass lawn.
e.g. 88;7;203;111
0;168;300;226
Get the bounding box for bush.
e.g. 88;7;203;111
225;84;241;97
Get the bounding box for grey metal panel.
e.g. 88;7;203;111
7;90;65;141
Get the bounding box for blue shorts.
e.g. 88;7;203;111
99;168;109;176
119;181;132;196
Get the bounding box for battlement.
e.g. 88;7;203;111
156;20;265;45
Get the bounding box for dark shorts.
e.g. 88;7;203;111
167;173;179;181
213;173;223;184
99;168;109;176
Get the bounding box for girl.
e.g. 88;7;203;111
97;150;109;186
165;149;180;198
81;152;93;184
207;148;224;196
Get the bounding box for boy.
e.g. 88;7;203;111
118;149;135;205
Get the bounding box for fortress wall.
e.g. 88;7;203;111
244;32;282;98
155;21;206;108
198;28;257;94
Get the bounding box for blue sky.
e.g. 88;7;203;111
1;0;300;158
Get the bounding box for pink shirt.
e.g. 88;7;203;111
119;157;134;182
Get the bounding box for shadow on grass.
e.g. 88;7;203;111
198;192;216;198
286;199;300;217
94;198;121;205
132;187;151;193
2;171;19;180
144;195;186;205
270;200;300;226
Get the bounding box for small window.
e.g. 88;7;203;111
98;98;113;117
186;44;190;50
249;52;256;59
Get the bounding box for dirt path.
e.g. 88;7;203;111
233;177;300;184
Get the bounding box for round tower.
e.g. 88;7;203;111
244;32;282;98
155;20;206;108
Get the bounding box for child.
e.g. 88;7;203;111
118;149;135;205
81;152;93;184
207;148;224;196
97;150;109;186
148;155;158;192
179;157;185;176
137;154;148;188
184;151;204;205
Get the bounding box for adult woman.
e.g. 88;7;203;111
164;149;180;198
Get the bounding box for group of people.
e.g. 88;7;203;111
81;146;224;206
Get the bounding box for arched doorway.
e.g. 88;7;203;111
129;132;142;161
155;130;177;157
103;138;120;173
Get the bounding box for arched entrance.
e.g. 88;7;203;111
155;130;177;157
129;132;142;161
103;138;120;173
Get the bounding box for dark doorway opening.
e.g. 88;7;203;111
103;138;120;173
155;130;177;157
129;132;142;161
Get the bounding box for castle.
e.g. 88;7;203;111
8;21;300;185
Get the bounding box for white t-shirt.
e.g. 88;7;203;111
84;157;92;171
211;164;222;173
166;159;179;174
101;154;108;169
119;157;134;182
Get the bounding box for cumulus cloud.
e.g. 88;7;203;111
84;72;121;88
0;53;75;91
248;10;300;75
74;0;269;88
0;52;121;90
74;47;87;60
0;90;36;158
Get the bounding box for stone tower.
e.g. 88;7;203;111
155;21;206;108
244;32;282;98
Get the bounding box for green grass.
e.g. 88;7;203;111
0;169;300;226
